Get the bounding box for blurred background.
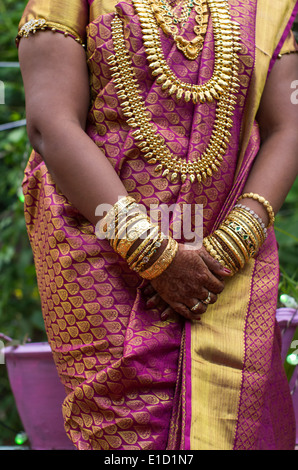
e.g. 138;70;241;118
0;0;297;447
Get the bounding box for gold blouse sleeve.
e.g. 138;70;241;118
16;0;89;47
89;0;118;20
278;31;298;58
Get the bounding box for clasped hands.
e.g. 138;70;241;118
143;243;231;322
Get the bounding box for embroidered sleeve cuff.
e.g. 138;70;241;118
16;0;89;47
16;18;85;47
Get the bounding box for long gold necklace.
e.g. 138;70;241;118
108;0;241;184
150;0;209;60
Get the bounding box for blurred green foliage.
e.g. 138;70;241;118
0;0;297;447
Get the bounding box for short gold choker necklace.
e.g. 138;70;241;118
149;0;209;60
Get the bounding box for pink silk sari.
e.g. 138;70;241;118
22;0;297;450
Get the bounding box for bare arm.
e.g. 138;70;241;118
242;53;298;224
19;32;128;225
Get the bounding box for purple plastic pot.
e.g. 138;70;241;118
4;342;75;450
276;308;298;445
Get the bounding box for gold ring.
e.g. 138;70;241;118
190;301;202;312
202;292;212;305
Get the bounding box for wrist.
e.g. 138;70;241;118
203;198;269;275
237;192;275;227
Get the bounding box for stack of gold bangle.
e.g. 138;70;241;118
100;196;178;279
203;193;274;275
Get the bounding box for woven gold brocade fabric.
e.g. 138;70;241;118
279;31;298;56
90;0;118;17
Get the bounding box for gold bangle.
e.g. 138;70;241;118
214;229;246;268
238;192;275;227
225;212;260;247
228;206;265;242
112;215;151;251
105;207;140;241
211;233;239;270
126;226;160;265
132;233;165;272
229;208;265;245
233;203;267;238
100;196;136;236
212;233;240;272
139;237;178;280
223;220;257;257
219;224;250;262
204;236;229;267
129;229;161;269
225;212;262;254
203;237;221;261
115;216;155;258
205;235;237;272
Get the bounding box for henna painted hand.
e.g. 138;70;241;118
144;244;231;321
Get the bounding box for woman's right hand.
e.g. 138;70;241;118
149;243;231;321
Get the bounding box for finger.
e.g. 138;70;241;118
168;301;192;320
194;290;217;306
189;299;202;312
145;292;162;309
188;299;208;315
161;306;177;322
200;269;226;295
200;247;232;277
171;301;205;321
143;284;156;297
200;291;216;306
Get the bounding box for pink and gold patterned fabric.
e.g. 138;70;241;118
20;0;297;450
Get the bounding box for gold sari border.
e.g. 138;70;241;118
189;259;255;450
233;230;280;449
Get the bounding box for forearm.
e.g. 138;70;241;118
203;128;298;275
36;120;128;226
241;54;298;226
240;128;298;226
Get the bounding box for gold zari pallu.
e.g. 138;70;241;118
101;196;178;280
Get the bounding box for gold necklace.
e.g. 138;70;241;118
157;0;193;26
133;0;241;104
150;0;209;60
108;0;241;184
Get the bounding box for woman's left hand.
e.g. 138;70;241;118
143;245;227;321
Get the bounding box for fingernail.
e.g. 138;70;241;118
161;313;169;321
146;300;154;308
223;268;232;274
